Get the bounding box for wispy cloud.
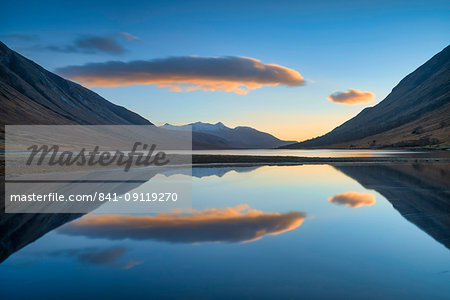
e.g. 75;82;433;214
327;89;375;105
55;56;305;94
0;33;39;41
58;205;306;243
39;32;138;55
328;191;376;208
119;32;139;41
47;35;127;55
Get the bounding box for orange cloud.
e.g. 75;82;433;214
59;205;306;243
56;56;305;94
328;191;376;208
327;89;375;105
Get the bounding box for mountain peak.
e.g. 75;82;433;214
0;42;13;64
160;121;296;149
184;121;231;131
0;42;152;125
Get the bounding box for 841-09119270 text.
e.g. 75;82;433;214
9;192;178;202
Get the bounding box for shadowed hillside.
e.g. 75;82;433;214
0;41;152;125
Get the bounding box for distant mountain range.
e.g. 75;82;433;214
161;122;296;149
284;45;450;149
0;41;151;125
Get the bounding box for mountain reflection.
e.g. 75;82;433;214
58;204;306;243
334;163;450;249
0;166;259;262
1;163;449;264
328;191;376;208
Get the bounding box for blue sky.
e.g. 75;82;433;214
1;0;449;140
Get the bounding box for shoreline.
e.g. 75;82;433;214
3;153;449;177
191;154;450;165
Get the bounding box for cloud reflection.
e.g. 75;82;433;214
53;246;125;265
59;205;306;243
52;246;142;269
328;192;376;208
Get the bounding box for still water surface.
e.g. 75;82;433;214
1;163;449;299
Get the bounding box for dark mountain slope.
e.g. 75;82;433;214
285;45;450;148
0;41;151;125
